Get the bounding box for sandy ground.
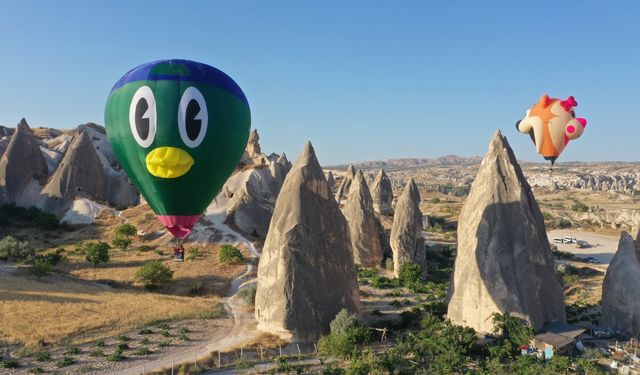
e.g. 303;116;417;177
547;229;620;265
117;201;262;375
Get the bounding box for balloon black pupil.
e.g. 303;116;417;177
186;99;202;141
135;98;150;140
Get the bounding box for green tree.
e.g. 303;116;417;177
85;242;110;267
112;237;132;251
31;261;52;280
135;260;173;288
114;223;137;237
0;235;34;262
491;313;535;358
398;263;424;287
218;244;245;264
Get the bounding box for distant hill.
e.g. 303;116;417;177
327;155;483;171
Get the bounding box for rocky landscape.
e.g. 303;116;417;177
1;119;639;374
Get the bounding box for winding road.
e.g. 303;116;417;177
119;205;261;375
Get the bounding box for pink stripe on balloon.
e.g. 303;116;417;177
157;215;201;238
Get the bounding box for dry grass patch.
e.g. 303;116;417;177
57;243;246;296
0;273;224;347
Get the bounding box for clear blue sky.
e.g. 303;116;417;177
1;1;638;164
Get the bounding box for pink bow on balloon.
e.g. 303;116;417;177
560;96;578;111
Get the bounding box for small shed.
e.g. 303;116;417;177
531;322;586;357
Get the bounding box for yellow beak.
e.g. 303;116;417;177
145;147;194;178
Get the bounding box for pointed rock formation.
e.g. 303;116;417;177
335;165;356;203
371;169;393;215
343;170;383;267
0;119;48;204
326;171;336;191
39;131;108;211
255;142;360;342
390;180;425;277
39;130;138;212
247;129;261;157
600;231;640;336
407;178;421;205
446;130;565;333
277;153;292;175
225;166;281;239
270;159;287;185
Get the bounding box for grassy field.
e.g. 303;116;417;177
0;204;249;348
0;271;223;347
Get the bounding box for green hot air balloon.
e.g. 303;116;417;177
105;59;250;240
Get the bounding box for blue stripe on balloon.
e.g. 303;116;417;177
110;59;249;107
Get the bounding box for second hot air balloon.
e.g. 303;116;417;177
516;94;587;165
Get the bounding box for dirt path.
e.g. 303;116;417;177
118;206;261;375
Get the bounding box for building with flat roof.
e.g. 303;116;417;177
531;322;587;357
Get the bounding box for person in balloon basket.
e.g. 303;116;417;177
173;244;185;262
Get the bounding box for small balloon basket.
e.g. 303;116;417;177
172;239;185;262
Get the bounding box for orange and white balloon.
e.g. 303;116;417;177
516;94;587;165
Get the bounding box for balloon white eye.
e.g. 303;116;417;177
129;86;157;148
524;109;531;118
178;87;208;148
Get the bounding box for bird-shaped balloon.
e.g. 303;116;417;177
105;59;250;238
516;94;587;165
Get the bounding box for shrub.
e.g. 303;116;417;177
318;326;372;359
0;358;19;368
31;261;52;280
90;350;105;357
186;247;204;261
158;339;171;347
330;309;359;335
117;335;130;342
35;211;59;230
85;241;110;267
107;349;126;362
571;202;589;212
218;244;245;264
35;352;51;361
132;347;152;356
554;218;572;229
0;235;34;262
29;367;44;374
56;356;75;367
93;340;106;347
398;263;423;286
116;343;130;351
137;245;154;252
114;223;137;237
39;248;65;265
431;197;441;204
135;260;173;288
112;237;132;251
237;286;257;305
64;347;80;355
138;328;153;335
140;338;150;345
